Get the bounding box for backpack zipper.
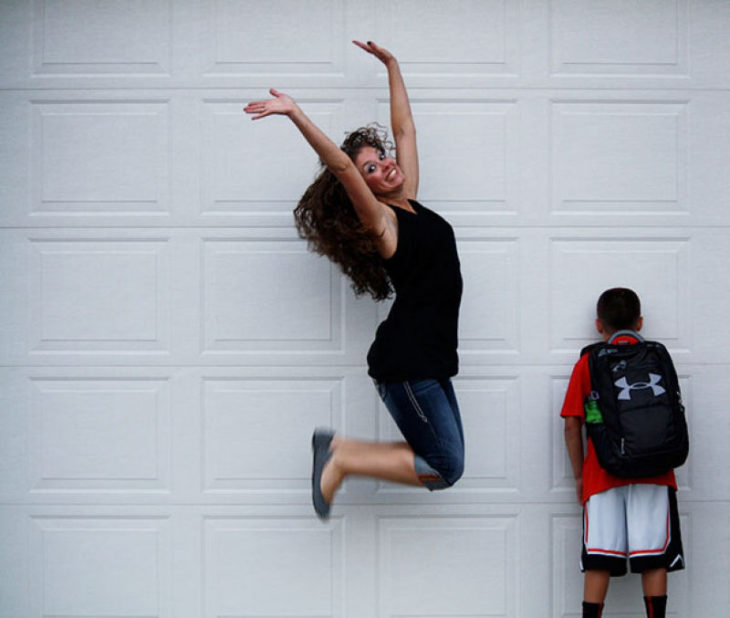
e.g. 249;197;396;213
620;438;626;455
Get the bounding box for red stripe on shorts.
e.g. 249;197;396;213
629;509;671;557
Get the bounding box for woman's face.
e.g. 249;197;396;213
352;146;405;196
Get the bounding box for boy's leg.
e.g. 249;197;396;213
582;602;604;618
582;600;604;618
641;568;667;596
626;485;682;618
642;568;667;618
584;569;611;602
643;593;668;618
581;488;629;615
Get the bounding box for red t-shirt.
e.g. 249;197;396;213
561;336;676;503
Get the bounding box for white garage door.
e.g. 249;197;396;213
2;1;729;616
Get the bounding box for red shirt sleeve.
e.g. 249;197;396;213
561;354;591;419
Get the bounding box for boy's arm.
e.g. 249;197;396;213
561;354;590;505
564;416;584;505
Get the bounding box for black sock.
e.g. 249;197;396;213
644;595;667;618
582;601;604;618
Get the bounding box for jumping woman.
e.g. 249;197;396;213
244;41;465;519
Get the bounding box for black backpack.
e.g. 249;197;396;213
582;330;689;478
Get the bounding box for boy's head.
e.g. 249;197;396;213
595;287;643;340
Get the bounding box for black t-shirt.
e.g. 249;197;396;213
367;200;463;381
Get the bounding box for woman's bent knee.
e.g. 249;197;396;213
415;450;464;490
439;452;464;487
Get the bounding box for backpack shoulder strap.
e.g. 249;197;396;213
579;341;603;358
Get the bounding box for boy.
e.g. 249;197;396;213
561;288;685;618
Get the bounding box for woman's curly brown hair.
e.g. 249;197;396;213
294;125;395;301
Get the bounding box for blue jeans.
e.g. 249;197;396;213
375;378;465;490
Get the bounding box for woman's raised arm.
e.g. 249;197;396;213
353;41;418;198
244;89;390;237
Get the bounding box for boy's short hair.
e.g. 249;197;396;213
596;287;641;331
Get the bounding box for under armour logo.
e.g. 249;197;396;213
614;374;666;400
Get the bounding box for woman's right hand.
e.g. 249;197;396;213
353;40;396;66
244;88;297;120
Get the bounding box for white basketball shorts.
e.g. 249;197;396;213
581;484;685;576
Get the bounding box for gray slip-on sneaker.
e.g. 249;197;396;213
311;428;335;520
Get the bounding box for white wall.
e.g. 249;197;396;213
1;1;729;616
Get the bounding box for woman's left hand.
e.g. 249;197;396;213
353;40;395;65
243;88;297;120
